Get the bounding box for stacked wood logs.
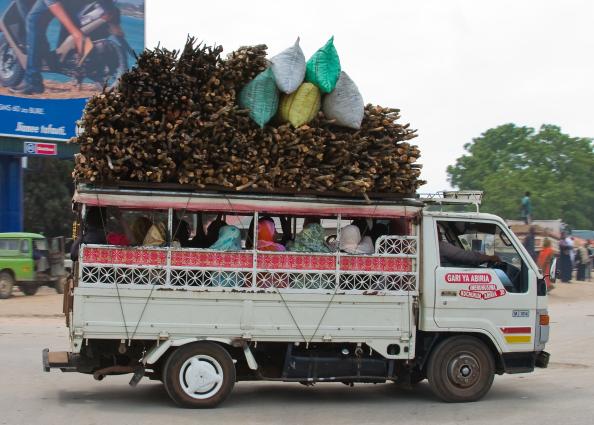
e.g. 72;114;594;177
72;37;424;195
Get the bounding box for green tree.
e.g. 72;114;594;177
447;124;594;229
23;157;74;237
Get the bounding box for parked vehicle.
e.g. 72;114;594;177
44;187;552;407
0;232;67;298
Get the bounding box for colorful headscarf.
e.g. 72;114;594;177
289;223;330;253
257;218;286;251
210;226;242;251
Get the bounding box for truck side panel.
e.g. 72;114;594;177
72;288;416;359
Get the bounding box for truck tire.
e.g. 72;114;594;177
427;336;495;403
162;342;235;408
54;277;66;294
0;271;15;299
21;284;39;296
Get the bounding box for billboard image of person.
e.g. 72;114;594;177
0;0;144;141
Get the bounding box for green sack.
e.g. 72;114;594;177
305;36;341;93
239;68;280;127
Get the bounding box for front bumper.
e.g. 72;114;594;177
502;351;550;373
535;350;550;368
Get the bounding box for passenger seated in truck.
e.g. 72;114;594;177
209;225;245;287
189;214;227;248
287;219;331;253
370;220;390;245
143;221;166;246
256;218;286;252
339;224;374;254
171;217;191;247
210;225;242;251
246;216;291;250
130;216;152;246
70;207;107;261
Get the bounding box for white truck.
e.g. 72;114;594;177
44;187;552;407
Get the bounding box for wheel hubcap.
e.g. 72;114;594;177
448;353;480;388
179;355;223;399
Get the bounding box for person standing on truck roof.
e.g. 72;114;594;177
521;192;532;224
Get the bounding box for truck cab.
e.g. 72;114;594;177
418;210;550;399
43;187;551;407
0;232;67;298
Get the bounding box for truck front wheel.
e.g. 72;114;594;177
0;271;15;299
162;342;235;408
427;336;495;402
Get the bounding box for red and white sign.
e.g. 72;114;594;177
445;272;491;284
24;141;57;155
459;288;506;300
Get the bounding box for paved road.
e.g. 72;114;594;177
1;283;593;425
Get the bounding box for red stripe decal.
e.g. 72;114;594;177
500;327;532;334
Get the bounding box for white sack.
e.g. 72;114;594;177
322;71;364;129
270;37;306;94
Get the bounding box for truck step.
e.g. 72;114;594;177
42;348;77;372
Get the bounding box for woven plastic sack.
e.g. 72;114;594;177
239;68;279;127
305;36;341;93
270;37;306;94
322;71;364;129
279;82;321;128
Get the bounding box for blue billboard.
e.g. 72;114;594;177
0;0;144;141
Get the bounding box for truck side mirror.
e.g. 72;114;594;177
548;258;557;284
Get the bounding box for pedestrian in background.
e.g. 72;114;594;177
523;226;537;261
537;237;555;290
559;231;573;283
576;241;589;281
586;240;594;282
521;191;532;224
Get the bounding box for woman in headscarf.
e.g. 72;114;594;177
287;219;331;289
130;216;152;246
537;237;555;290
339;224;374;255
288;221;331;253
558;231;573;283
209;226;244;287
257;218;286;252
210;226;242;251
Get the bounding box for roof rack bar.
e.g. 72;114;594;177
418;191;483;212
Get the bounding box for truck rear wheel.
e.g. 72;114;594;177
0;271;14;299
21;284;39;296
162;342;235;408
427;336;495;403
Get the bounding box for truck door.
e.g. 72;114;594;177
433;219;537;352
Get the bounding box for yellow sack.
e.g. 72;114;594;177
279;82;321;128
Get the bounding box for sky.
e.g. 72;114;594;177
145;0;594;193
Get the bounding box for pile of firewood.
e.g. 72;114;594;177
72;37;424;195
